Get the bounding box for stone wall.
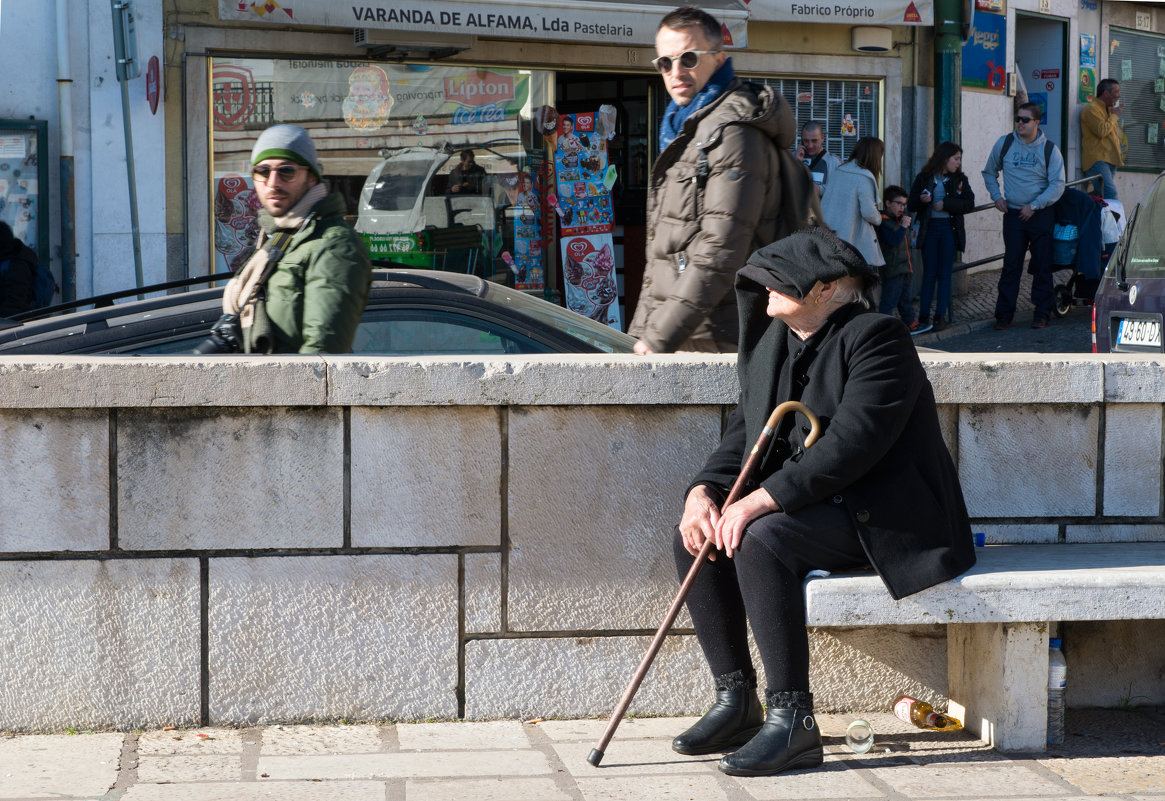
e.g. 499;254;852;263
0;354;1162;732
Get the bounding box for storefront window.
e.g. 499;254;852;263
1108;27;1165;172
210;57;555;290
751;76;883;161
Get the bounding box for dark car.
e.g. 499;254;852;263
0;268;636;355
1093;174;1165;353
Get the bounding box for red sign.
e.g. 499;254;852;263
146;56;160;115
1041;69;1061;79
212;65;257;130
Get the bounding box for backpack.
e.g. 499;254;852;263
695;134;824;240
999;133;1055;169
29;262;57;309
0;255;57;312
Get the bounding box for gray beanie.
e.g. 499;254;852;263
250;124;322;178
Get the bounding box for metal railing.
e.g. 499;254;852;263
954;174;1102;272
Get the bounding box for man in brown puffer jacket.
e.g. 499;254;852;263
630;6;808;354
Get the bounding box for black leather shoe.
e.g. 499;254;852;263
718;707;824;776
672;687;764;756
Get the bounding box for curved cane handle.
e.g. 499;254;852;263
760;400;821;450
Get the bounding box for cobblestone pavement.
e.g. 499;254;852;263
910;266;1040;345
4;707;1163;800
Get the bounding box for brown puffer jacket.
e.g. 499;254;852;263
629;80;800;352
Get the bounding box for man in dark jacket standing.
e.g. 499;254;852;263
629;7;802;354
221;124;371;354
0;222;37;317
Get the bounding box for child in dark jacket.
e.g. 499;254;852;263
877;186;928;334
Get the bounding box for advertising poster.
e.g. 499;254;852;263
499;165;547;290
553;111;614;236
0;133;39;250
962;7;1007;91
549;108;622;330
560;234;620;328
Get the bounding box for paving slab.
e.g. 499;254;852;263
135;754;243;783
575;772;731;800
256;749;552;780
396;720;532;751
119;781;388;800
0;733;121;799
404;777;573;801
259;723;382;755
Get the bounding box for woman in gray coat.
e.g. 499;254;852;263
820;137;886;267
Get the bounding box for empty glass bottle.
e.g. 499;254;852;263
892;695;962;731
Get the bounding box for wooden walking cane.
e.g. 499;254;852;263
587;400;821;767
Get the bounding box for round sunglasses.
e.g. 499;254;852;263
651;49;720;73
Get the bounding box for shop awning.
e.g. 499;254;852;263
746;0;933;26
219;0;750;47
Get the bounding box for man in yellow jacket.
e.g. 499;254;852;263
1080;79;1123;200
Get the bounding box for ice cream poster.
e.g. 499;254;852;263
553;110;615;236
560;233;622;330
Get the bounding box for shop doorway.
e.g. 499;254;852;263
1015;13;1069;151
555;72;664;326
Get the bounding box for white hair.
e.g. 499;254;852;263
826;276;873;309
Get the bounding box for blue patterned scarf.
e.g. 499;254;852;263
658;58;736;152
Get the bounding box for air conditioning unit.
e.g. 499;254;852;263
354;29;476;57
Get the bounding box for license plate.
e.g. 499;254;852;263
1117;317;1163;348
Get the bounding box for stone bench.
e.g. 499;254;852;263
804;542;1165;752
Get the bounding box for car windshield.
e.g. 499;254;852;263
479;281;636;353
1120;176;1165;279
365;150;446;211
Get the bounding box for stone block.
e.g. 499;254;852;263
936;403;958;463
0;409;108;552
924;355;1103;404
350;407;500;547
1104;357;1165;402
464;552;501;634
1061;620;1165;706
506;406;719;630
967;523;1059;544
1067;524;1165;543
324;355;738;407
809;625;946;712
208;555;459;724
117;408;344;549
947;621;1047;751
0;559;200;732
0;357;326;408
958;404;1098;517
463;635;708;719
1103;404;1162;516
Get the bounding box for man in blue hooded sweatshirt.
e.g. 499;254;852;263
629;6;800;354
982;102;1066;330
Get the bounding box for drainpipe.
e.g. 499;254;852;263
56;0;77;302
933;0;964;145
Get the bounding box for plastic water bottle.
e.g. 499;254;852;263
1047;637;1067;745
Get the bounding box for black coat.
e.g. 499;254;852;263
690;296;975;600
907;171;975;252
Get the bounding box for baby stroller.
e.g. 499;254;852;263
1049;187;1119;317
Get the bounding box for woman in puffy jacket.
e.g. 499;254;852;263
820;137;885;269
908;141;975;331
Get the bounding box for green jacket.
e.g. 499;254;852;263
263;193;371;354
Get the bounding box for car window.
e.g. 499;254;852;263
352;309;552;355
478;283;636;353
1122;177;1165;279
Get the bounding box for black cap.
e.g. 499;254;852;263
737;228;878;300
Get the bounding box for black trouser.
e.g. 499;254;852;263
673;500;869;692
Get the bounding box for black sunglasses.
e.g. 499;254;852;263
251;164;307;182
1014;116;1035;124
651;49;720;73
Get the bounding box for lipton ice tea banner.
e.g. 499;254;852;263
550;107;622;329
